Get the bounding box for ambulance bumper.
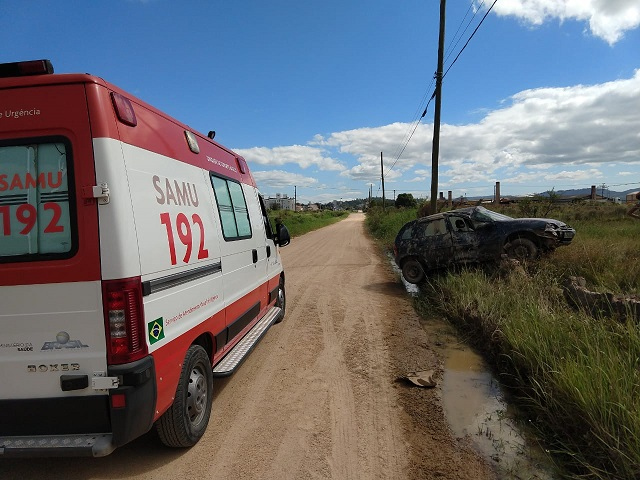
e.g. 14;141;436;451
0;433;115;457
0;356;156;457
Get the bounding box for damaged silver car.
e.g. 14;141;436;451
393;206;575;284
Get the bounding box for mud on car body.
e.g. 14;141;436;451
393;206;575;284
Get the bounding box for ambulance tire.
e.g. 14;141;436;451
155;345;213;448
275;276;286;323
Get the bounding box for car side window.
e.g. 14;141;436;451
400;225;414;240
450;216;472;232
472;210;492;223
423;218;447;237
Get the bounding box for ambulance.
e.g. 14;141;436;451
0;60;290;457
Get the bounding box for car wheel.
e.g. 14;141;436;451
156;345;213;448
402;258;425;284
275;276;286;323
505;238;538;260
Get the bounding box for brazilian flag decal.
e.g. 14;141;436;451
148;318;165;345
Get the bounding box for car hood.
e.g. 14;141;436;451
502;218;570;228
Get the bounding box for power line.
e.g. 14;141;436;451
386;1;498;178
443;0;499;80
443;0;483;67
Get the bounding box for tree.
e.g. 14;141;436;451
395;193;417;208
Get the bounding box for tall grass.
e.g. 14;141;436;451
366;202;640;478
364;206;418;247
271;209;349;237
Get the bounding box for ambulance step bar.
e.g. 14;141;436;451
212;305;282;377
0;433;114;457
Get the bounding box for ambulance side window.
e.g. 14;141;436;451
0;138;75;262
258;195;274;239
210;174;252;241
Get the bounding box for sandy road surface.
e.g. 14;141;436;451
2;213;494;480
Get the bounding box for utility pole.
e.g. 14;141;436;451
380;151;386;211
430;0;446;215
294;185;297;211
600;183;607;199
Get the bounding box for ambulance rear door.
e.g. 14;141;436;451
0;73;107;439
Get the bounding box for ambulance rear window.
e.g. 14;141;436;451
0;138;76;261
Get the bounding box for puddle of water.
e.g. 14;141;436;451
388;255;557;478
441;341;556;479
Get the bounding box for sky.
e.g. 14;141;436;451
2;0;639;204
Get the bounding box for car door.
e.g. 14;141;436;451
447;215;481;265
414;217;453;270
471;219;503;260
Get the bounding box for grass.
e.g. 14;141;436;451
270;208;349;237
365;202;640;479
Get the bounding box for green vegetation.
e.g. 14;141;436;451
271;209;349;237
366;202;640;479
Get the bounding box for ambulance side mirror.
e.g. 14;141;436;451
275;223;290;247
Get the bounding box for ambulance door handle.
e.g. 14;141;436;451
252;249;258;264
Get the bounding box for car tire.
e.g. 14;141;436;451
505;238;538;260
275;276;286;323
402;258;425;284
156;345;213;448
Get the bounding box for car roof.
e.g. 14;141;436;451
416;206;478;223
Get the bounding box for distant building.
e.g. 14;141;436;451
264;193;295;211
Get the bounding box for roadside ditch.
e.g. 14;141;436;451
391;257;559;479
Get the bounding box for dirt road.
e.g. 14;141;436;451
2;213;495;480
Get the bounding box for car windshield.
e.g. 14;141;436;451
472;207;513;222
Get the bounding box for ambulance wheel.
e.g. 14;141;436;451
275;276;286;323
155;345;213;448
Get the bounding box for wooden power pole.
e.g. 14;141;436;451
381;151;386;211
430;0;446;215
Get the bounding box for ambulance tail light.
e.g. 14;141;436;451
102;277;148;365
111;92;137;127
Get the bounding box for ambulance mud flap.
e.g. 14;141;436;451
212;305;281;377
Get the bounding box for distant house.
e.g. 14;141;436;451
264;193;295;211
626;192;640;204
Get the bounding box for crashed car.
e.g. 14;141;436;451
393;206;575;284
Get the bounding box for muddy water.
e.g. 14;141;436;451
391;259;558;478
424;319;557;479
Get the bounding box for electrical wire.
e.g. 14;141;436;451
385;1;498;178
443;0;483;67
443;0;499;80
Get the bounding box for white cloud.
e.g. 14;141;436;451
244;70;640;200
252;170;318;189
235;145;346;171
483;0;640;44
340;162;404;183
319;70;640;190
541;168;603;181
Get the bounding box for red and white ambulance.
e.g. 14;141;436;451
0;60;290;457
